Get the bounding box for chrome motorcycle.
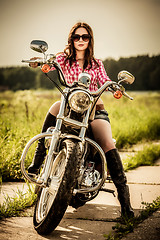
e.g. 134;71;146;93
21;40;135;235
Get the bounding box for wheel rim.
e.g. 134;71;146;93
35;149;67;223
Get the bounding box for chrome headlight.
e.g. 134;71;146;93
68;90;91;113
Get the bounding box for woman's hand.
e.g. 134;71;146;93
29;57;40;68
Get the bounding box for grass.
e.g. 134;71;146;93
104;196;160;239
0;90;160;181
102;91;160;148
123;143;160;171
0;90;60;181
0;182;36;219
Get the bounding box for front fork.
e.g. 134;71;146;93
20;95;66;187
39;94;67;186
38;90;90;186
41;129;60;186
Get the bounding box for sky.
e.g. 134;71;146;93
0;0;160;67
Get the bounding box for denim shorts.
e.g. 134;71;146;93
94;110;110;123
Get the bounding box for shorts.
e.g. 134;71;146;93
94;109;110;123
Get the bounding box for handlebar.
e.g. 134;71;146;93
92;81;133;100
92;81;116;96
22;59;45;64
22;58;133;100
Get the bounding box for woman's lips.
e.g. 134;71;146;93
78;44;84;47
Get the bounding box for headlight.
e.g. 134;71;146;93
68;90;91;113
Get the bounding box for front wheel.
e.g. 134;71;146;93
33;139;82;235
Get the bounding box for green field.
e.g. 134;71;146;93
0;90;160;181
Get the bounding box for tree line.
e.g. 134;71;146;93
103;55;160;91
0;55;160;91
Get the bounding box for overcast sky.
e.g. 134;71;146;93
0;0;160;67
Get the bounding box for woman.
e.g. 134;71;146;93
28;22;134;218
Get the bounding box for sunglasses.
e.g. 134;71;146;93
72;34;90;42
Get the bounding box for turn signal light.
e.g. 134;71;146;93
41;64;50;73
113;90;123;99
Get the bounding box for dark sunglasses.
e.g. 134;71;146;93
72;34;90;42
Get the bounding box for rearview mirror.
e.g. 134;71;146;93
118;71;135;84
30;40;48;53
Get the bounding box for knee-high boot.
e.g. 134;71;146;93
105;149;134;218
28;112;56;174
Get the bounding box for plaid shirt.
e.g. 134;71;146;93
50;53;111;92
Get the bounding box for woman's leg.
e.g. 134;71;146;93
28;101;61;174
49;101;61;116
90;119;115;152
91;118;134;218
105;149;134;218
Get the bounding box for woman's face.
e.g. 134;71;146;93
73;27;90;53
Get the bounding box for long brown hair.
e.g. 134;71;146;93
64;22;99;70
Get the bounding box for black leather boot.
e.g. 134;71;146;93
105;149;134;218
28;112;56;175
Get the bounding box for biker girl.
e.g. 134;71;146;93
28;22;134;218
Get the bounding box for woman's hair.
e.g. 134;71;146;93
64;22;99;69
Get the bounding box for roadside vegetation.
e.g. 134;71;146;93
105;196;160;240
0;183;36;220
123;143;160;171
106;91;160;148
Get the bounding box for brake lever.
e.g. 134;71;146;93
108;84;133;100
122;91;134;100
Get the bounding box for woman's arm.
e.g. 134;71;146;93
50;53;66;71
96;59;111;87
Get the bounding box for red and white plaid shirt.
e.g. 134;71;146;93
50;53;111;92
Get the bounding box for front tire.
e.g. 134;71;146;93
33;139;82;235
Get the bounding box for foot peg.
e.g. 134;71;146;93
100;187;115;197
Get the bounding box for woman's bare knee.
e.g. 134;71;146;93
49;101;61;116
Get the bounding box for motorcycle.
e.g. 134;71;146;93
21;40;135;235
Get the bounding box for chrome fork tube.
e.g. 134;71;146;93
42;95;66;186
79;105;91;142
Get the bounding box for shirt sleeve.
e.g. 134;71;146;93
50;53;66;72
96;59;111;87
